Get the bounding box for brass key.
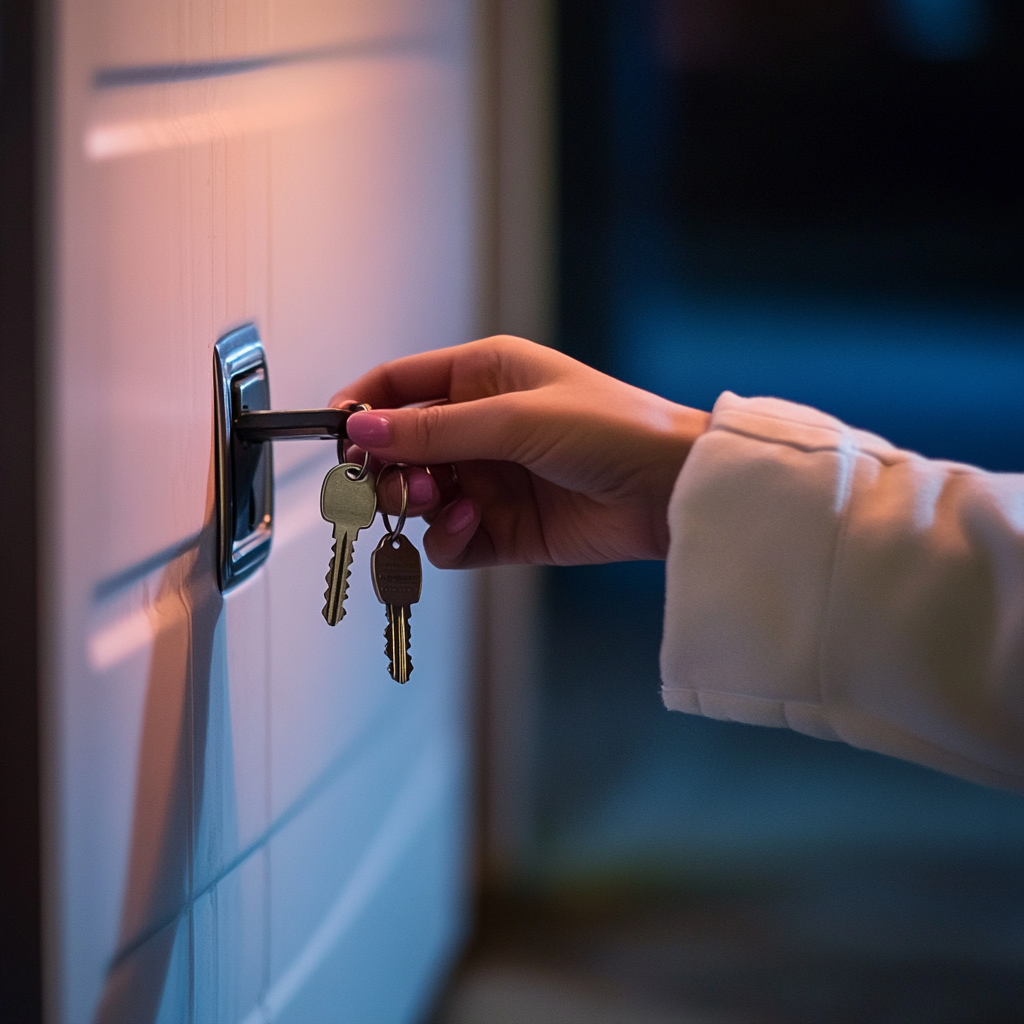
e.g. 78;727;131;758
371;467;422;682
371;533;422;683
321;463;376;625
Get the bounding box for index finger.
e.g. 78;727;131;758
328;335;549;411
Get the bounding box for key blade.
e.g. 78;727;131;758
384;604;412;683
323;527;354;625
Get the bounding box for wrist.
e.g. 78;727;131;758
650;404;711;558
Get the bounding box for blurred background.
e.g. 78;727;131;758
436;0;1024;1021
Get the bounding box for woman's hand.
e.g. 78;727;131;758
330;336;709;569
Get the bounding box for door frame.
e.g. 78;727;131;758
0;0;47;1018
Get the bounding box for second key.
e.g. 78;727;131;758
371;532;422;682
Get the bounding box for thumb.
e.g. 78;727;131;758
345;399;522;465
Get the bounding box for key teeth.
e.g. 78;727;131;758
383;622;395;675
383;615;412;683
322;539;338;623
321;537;352;625
324;538;336;588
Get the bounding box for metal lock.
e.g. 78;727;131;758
214;325;274;590
214;324;358;590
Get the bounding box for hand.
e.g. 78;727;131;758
330;336;710;569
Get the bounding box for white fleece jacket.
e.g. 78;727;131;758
661;392;1024;790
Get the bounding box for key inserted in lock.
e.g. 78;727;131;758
234;407;354;442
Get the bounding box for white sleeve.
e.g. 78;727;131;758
661;391;1024;791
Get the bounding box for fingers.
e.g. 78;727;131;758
328;349;460;409
376;465;439;517
345;393;537;467
370;461;547;570
420;461;551;569
328;335;553;411
422;498;496;569
341;439;447;518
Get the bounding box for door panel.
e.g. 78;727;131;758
271;772;469;1024
52;0;475;1019
89;0;449;73
265;55;473;445
193;854;268;1024
266;526;472;983
267;466;395;816
268;0;449;58
195;572;269;882
92;915;190;1024
67;551;204;1015
89;0;269;73
266;713;426;993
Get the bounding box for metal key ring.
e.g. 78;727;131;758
423;463;460;491
342;403;373;481
379;464;408;541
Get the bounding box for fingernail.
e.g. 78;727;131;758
409;472;435;505
444;498;476;535
346;413;392;448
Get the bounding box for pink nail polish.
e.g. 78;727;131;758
444;499;476;535
346;413;392;448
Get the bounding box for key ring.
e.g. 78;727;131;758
423;463;460;491
341;403;373;481
379;464;408;542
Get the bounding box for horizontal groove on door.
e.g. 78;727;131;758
93;531;203;603
93;36;435;89
85;45;450;161
107;692;416;972
88;448;342;669
251;737;452;1024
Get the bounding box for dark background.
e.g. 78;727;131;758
0;0;45;1017
475;1;1024;1020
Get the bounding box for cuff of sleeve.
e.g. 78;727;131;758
659;391;869;729
659;392;1024;791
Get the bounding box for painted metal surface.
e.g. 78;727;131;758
49;1;475;1019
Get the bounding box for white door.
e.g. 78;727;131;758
50;1;476;1020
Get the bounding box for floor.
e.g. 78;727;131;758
433;881;1024;1024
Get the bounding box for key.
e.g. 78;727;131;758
371;533;422;683
234;406;356;442
321;464;377;625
